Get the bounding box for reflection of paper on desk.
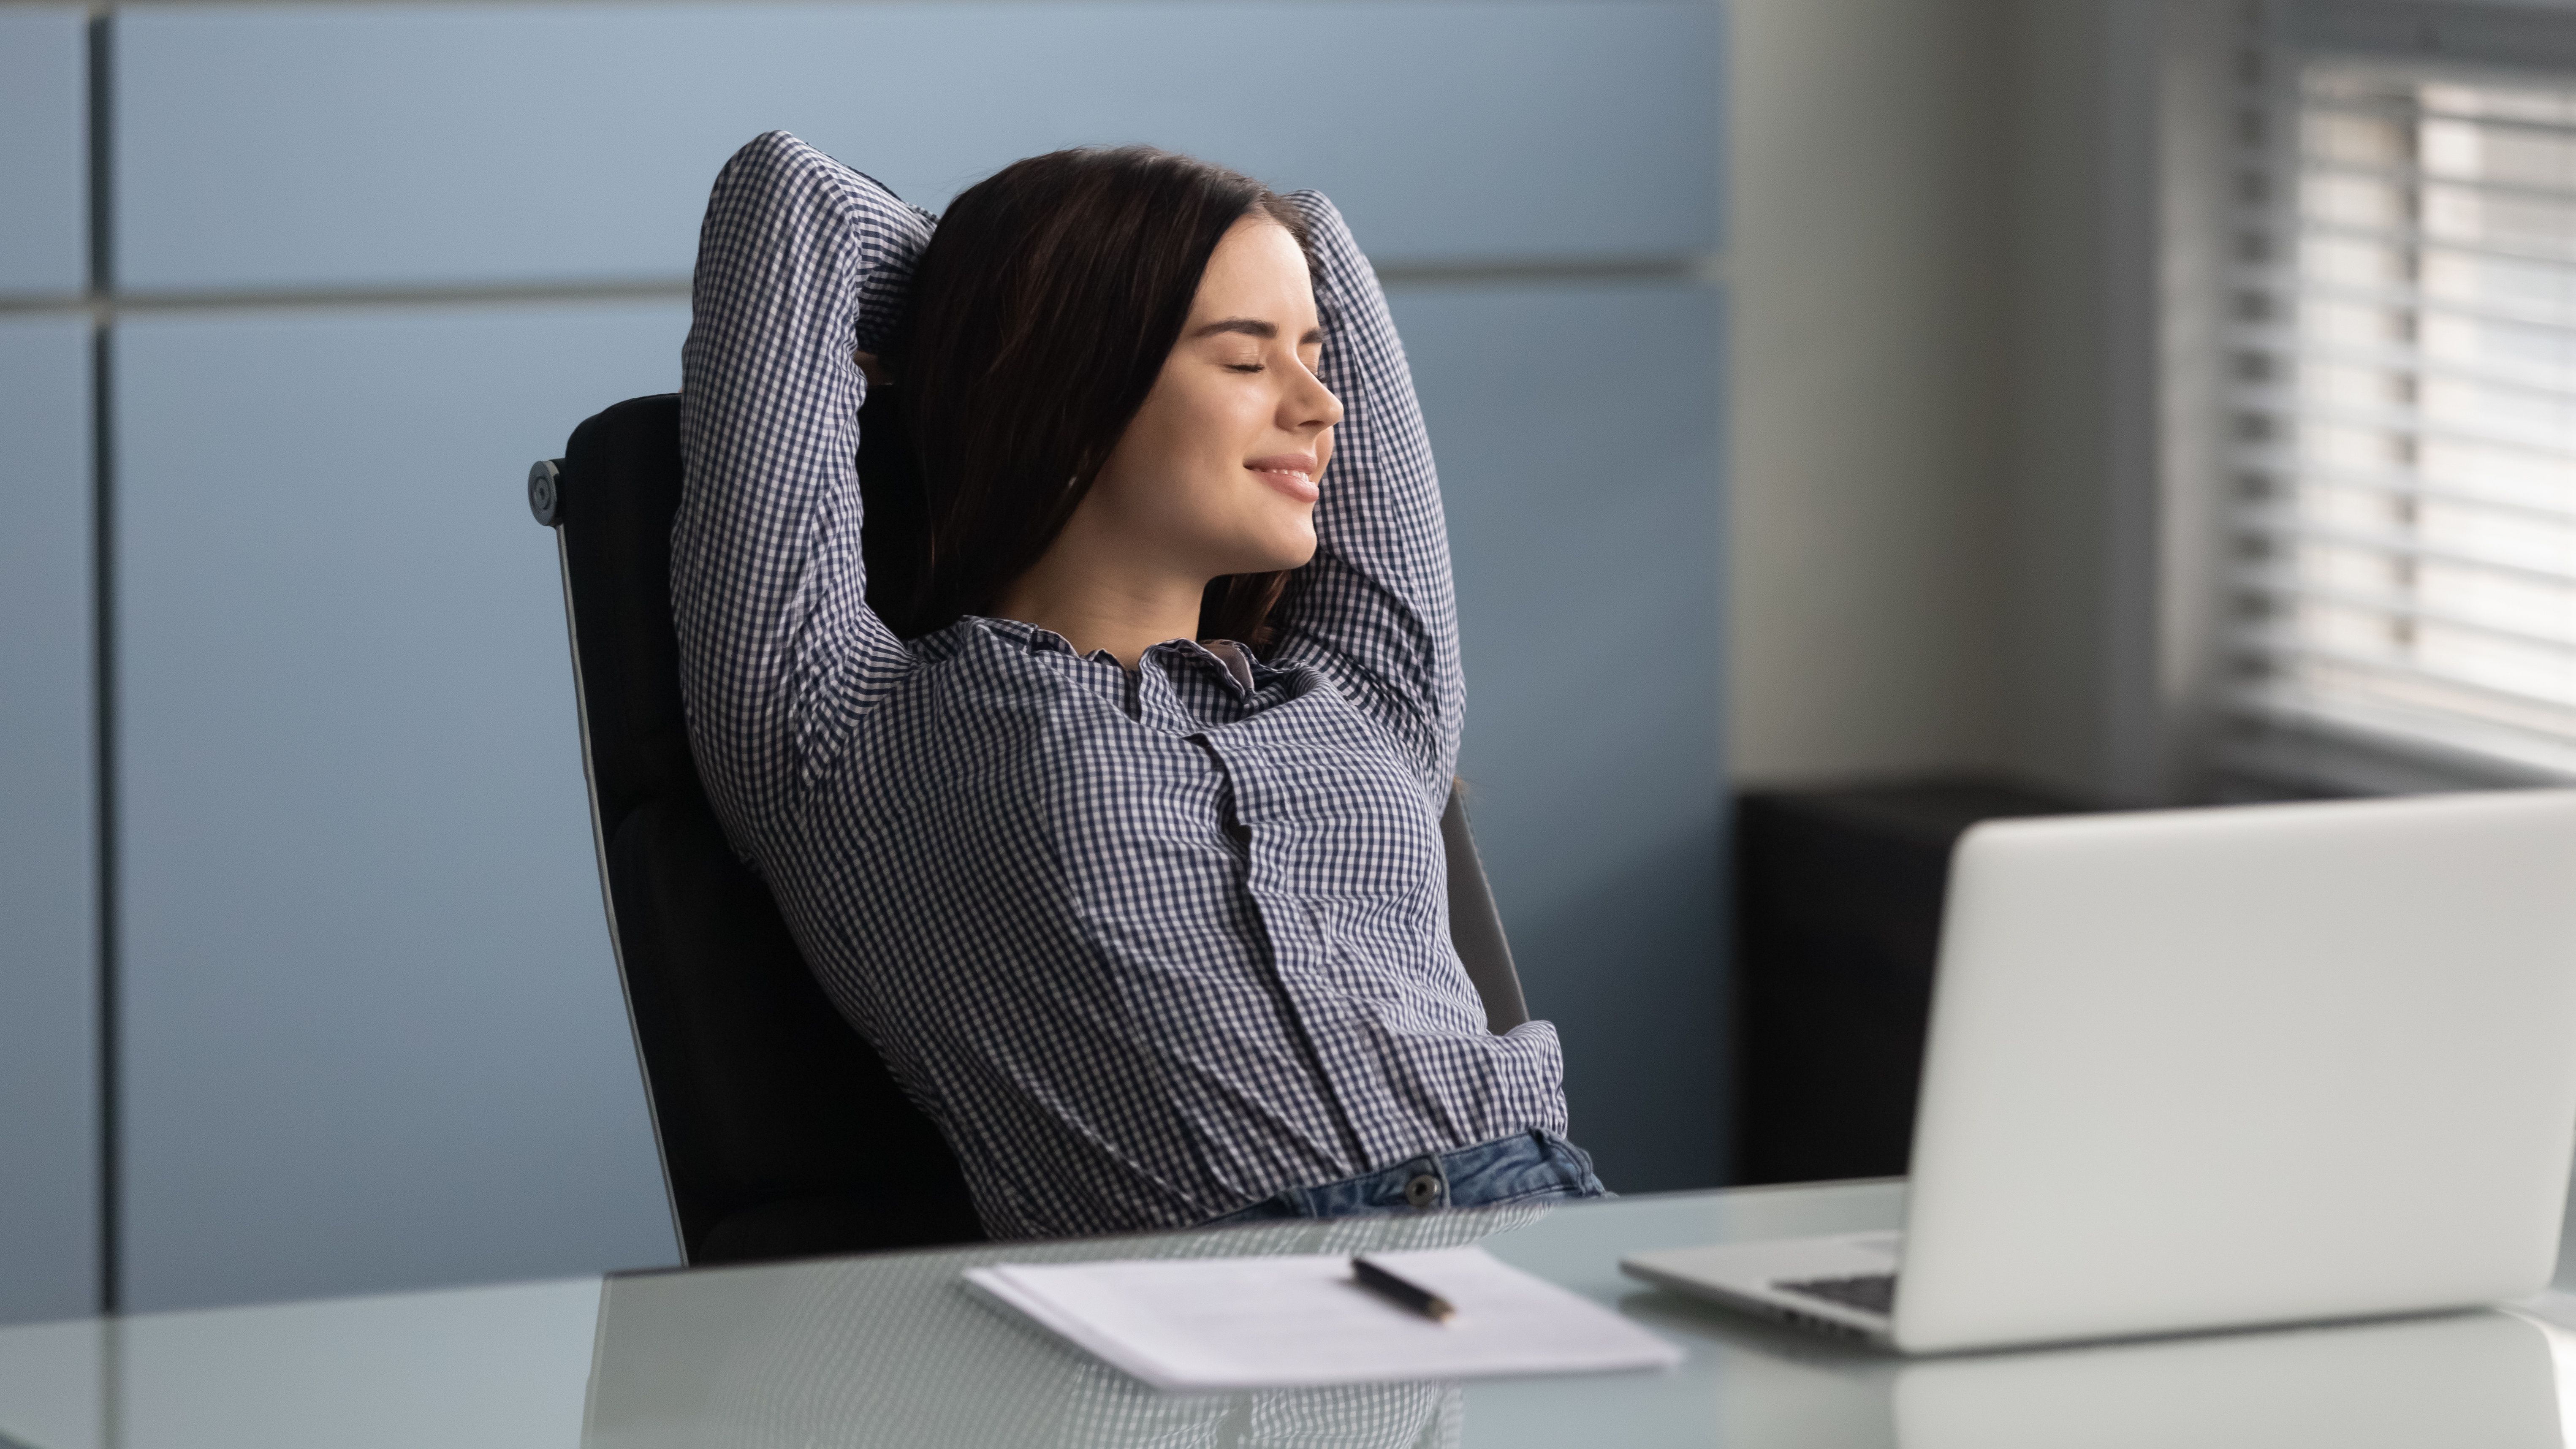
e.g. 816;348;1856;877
965;1244;1683;1392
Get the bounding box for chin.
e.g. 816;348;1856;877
1265;534;1319;572
1223;525;1317;575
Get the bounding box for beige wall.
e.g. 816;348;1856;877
2001;0;2122;802
1726;0;2119;801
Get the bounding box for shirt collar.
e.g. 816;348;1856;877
966;615;1084;660
968;617;1265;694
1154;638;1268;698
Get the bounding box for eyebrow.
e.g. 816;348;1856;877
1191;317;1326;344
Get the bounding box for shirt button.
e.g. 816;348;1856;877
1404;1172;1444;1210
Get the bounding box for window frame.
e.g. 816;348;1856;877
2141;0;2576;800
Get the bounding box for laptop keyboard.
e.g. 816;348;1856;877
1773;1272;1897;1316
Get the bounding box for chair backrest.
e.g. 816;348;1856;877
1442;799;1531;1035
531;392;1530;1265
533;393;980;1265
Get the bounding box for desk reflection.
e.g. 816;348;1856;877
1694;1301;2574;1449
5;1183;2573;1449
1890;1309;2566;1449
586;1191;2574;1449
581;1209;1559;1449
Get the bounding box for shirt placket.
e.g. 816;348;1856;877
1197;706;1411;1173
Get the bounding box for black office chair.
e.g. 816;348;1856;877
529;392;1531;1267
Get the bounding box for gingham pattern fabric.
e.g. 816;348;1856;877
672;132;1568;1240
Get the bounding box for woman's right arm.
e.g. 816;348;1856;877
672;131;932;838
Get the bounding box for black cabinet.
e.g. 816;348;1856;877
1732;778;2085;1185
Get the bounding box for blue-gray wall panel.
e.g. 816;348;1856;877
116;303;685;1312
115;0;1721;292
0;316;98;1325
0;7;87;297
1396;281;1727;1193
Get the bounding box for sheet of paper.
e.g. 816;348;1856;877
964;1244;1683;1392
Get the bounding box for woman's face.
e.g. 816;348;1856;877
1083;216;1343;580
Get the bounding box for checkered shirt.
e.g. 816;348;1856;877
672;132;1568;1239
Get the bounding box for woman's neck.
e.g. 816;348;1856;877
990;548;1204;671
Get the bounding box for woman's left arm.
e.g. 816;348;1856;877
1266;193;1464;792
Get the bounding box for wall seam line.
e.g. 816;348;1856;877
87;7;121;1330
0;252;1729;319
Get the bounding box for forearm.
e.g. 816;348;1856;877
1269;192;1465;787
672;131;932;826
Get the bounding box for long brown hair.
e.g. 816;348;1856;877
878;146;1314;649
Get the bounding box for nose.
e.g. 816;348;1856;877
1288;358;1344;432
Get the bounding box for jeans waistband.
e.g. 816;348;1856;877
1209;1129;1608;1226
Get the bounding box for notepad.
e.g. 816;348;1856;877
965;1244;1684;1392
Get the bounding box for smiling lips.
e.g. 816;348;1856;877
1246;454;1321;503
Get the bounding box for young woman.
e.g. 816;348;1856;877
673;131;1600;1239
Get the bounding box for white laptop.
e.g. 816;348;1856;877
1623;789;2576;1355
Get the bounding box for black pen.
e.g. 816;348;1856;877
1352;1256;1455;1323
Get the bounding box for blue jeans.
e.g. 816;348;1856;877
1210;1129;1609;1224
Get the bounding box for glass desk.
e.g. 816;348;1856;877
5;1179;2575;1449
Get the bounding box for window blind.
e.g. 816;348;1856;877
2229;27;2576;781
